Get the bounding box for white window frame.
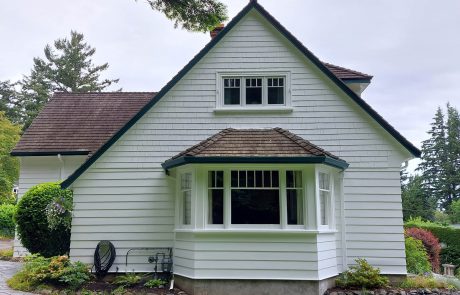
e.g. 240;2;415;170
216;72;291;110
177;169;194;229
315;167;335;230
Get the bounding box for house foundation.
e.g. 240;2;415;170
174;275;336;295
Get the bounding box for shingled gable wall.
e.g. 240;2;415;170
67;7;411;282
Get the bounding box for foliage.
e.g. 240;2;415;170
399;275;455;289
0;112;20;202
3;31;119;130
7;254;90;291
144;278;166;288
450;199;460;224
434;210;451;225
405;236;432;275
113;273;142;287
0;248;13;260
15;182;72;257
405;227;441;272
145;0;228;32
418;104;460;212
336;258;389;289
405;221;460;270
0;204;16;238
46;193;73;230
401;173;436;221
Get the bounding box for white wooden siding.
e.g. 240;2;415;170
14;155;86;257
69;9;410;279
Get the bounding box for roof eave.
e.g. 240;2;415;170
11;151;89;157
161;156;349;171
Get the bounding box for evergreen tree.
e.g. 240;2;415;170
18;31;119;129
0;81;21;124
401;174;436;221
0;112;21;203
145;0;228;32
418;104;460;211
418;107;446;205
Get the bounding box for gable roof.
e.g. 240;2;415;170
61;0;420;188
162;128;347;170
11;92;155;156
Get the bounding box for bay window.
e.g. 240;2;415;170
180;172;192;225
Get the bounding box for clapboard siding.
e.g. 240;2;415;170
14;155;86;257
68;9;410;279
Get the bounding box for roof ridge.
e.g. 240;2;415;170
53;91;158;95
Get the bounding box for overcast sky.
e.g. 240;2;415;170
1;0;459;170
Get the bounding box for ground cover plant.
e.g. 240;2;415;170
336;258;389;289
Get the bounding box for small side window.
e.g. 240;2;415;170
286;170;304;225
267;77;284;105
208;171;224;225
181;173;192;225
318;172;331;226
223;78;240;105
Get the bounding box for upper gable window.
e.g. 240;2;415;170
218;73;290;109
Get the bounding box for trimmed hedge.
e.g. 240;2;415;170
405;236;431;274
15;182;72;257
0;204;16;238
405;220;460;269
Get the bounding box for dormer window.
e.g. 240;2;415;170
218;72;291;110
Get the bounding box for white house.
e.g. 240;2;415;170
12;1;420;294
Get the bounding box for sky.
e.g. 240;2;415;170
1;0;459;171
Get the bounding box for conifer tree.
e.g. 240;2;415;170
444;104;460;210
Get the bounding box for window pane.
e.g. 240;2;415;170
319;173;330;190
181;173;191;190
287;189;303;225
320;190;329;225
224;88;240;105
239;170;247;187
268;87;284;104
272;171;279;187
216;171;224;187
247;170;255;187
208;189;224;224
231;171;238;187
231;189;280;224
263;171;271;187
246;87;262;104
183;190;191;225
286;170;294;187
255;171;263;187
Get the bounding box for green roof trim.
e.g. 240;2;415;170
61;0;420;189
162;156;349;171
11;151;89;157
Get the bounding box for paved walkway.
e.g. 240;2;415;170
0;260;34;295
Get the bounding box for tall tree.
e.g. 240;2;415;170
0;81;21;124
0;112;21;203
401;174;436;221
145;0;228;32
418;104;460;211
418;107;447;206
18;31;119;129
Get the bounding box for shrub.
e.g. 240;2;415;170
0;204;16;238
434;210;451;225
0;248;13;260
336;258;389;289
405;236;431;274
405;227;441;272
113;273;142;287
15;182;72;257
144;279;166;288
400;275;455;289
7;254;90;291
450;200;460;224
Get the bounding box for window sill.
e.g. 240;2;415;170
214;106;293;114
175;228;337;234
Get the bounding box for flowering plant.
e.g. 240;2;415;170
46;195;73;230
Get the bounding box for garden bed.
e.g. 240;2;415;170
326;288;460;295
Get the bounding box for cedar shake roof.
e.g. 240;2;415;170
324;62;373;81
170;128;340;160
11;92;155;156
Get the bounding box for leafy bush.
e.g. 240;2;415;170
0;204;16;238
434;210;451;225
405;236;431;274
450;200;460;224
405;220;460;273
400;275;455;289
7;254;90;291
144;279;166;288
0;247;13;260
113;273;142;287
405;227;441;272
15;182;72;257
336;258;389;289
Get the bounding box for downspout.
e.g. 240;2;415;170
339;171;348;271
57;154;64;180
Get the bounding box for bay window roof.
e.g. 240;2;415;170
162;128;348;170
